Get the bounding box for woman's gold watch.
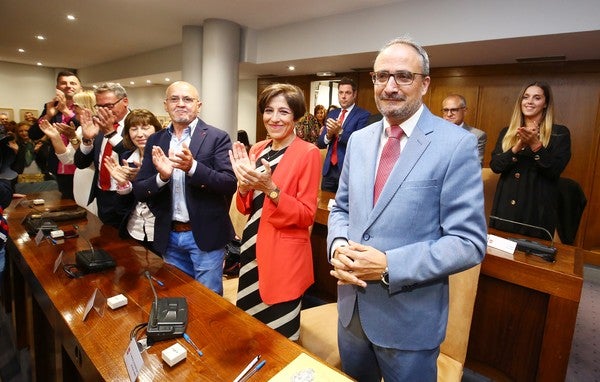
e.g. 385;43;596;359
70;137;81;145
267;188;280;200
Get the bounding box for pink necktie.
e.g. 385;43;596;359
330;109;347;166
374;125;403;204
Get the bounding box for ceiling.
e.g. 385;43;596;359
2;0;600;88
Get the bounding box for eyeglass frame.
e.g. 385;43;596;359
441;107;466;115
370;70;426;86
166;96;198;105
94;97;125;109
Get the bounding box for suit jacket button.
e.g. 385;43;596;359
514;172;520;179
362;233;370;241
510;199;516;205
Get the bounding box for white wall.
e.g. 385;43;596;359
0;62;56;120
1;62;258;144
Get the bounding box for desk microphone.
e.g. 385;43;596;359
74;224;116;273
489;215;557;262
144;271;188;345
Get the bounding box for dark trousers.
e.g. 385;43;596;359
96;189;132;229
321;163;341;193
55;174;74;200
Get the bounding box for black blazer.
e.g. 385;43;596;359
132;119;237;254
28;104;80;174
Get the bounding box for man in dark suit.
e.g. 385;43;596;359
28;71;82;199
317;77;370;192
132;81;236;295
327;38;487;381
74;83;132;227
442;94;487;165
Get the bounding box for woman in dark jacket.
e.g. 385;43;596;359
489;81;571;239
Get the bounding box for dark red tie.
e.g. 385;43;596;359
99;124;117;190
374;125;403;204
330;109;347;166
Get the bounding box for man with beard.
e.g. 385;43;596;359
326;37;487;381
132;81;236;294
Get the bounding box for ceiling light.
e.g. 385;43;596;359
165;78;171;82
129;81;135;85
146;80;152;84
36;35;45;40
18;48;25;53
36;62;43;66
67;14;76;21
92;85;98;89
316;71;336;77
287;65;295;71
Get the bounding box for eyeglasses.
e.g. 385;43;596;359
166;96;197;104
370;70;425;86
441;107;465;115
94;97;124;109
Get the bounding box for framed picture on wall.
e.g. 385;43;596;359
156;115;171;127
19;109;39;122
0;108;14;122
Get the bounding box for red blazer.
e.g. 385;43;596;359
236;137;321;304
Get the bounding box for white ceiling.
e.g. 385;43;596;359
2;0;600;88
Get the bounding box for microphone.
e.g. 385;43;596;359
489;215;557;262
74;224;116;273
145;271;159;328
144;271;188;345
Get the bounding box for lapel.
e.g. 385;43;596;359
188;119;207;158
367;109;433;221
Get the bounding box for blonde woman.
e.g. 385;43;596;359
489;81;571;239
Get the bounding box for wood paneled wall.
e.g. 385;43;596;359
257;60;600;252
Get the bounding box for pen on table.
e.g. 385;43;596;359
182;333;203;357
233;354;261;382
150;275;164;286
239;360;266;382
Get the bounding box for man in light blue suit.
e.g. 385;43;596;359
327;37;487;381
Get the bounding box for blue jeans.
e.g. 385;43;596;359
164;231;224;295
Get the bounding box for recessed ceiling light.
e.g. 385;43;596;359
67;14;76;21
288;65;295;71
146;80;152;84
92;85;98;89
36;35;45;40
129;81;135;85
18;48;25;53
165;78;171;82
36;62;43;66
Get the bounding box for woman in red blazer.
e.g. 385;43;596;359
229;84;321;340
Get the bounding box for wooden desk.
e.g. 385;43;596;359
310;193;583;382
466;229;583;382
2;192;339;381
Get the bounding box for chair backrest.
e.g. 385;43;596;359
440;264;482;365
481;168;499;220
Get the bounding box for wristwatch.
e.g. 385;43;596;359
82;137;93;145
381;267;389;288
70;137;81;145
267;188;280;200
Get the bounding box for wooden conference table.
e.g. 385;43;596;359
2;191;339;381
310;191;583;382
